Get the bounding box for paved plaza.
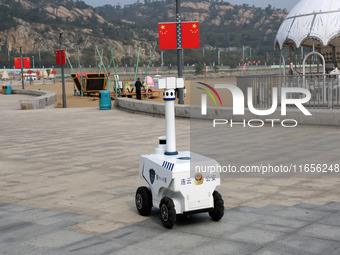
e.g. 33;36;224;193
1;94;340;254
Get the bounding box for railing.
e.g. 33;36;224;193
0;79;55;86
237;73;340;109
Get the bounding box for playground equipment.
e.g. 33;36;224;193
71;73;107;94
135;77;224;229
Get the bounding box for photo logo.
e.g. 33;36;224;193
197;82;312;128
196;82;222;115
199;83;311;116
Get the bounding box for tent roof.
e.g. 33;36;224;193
275;0;340;49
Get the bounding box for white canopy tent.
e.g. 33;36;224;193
2;67;9;80
275;0;340;72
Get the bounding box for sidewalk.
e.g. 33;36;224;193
0;93;34;111
0;107;340;254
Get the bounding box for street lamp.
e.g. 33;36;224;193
176;0;184;104
20;46;24;89
32;56;35;69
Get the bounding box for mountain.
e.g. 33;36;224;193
0;0;156;67
0;0;288;67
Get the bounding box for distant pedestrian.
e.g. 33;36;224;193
135;78;143;100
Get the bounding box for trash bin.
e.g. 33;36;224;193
2;85;11;95
99;90;112;110
5;85;12;95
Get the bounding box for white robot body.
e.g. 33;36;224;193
139;151;220;214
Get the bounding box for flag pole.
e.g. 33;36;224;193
176;0;184;104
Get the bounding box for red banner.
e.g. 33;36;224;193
14;58;21;68
181;22;200;49
23;58;30;68
51;70;57;74
36;71;40;75
27;70;32;74
14;58;30;68
158;23;177;50
55;50;66;65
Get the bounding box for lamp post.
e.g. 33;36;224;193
20;46;24;89
32;56;35;69
60;33;66;108
176;0;184;105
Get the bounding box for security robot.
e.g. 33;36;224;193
135;77;224;229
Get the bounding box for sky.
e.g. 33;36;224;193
83;0;299;10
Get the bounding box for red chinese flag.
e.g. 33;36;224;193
55;50;66;65
158;23;177;50
14;58;21;68
181;22;200;49
23;58;30;68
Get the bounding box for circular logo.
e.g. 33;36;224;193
194;173;204;185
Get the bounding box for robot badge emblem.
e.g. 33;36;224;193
149;169;156;184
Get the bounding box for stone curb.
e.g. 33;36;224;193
12;89;57;110
114;97;340;127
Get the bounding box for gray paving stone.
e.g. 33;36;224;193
176;219;244;239
226;226;287;246
102;224;164;243
293;203;320;210
0;203;34;212
127;231;205;253
248;215;309;233
6;208;62;222
184;238;258;255
322;202;340;211
327;246;340;255
28;230;94;249
0;222;55;242
297;223;340;242
269;207;332;222
60;237;130;255
296;203;340;213
229;205;286;216
110;246;170;255
267;234;340;255
0;242;61;255
318;212;340;227
250;247;311;255
224;210;266;227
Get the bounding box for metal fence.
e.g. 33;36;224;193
237;73;340;109
0;79;55;86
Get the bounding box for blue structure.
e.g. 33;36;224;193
99;90;111;110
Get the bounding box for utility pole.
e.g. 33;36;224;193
60;33;66;108
176;0;184;104
32;56;35;69
20;46;24;89
8;47;10;68
161;51;164;67
242;46;245;62
38;49;41;68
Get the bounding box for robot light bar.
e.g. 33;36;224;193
154;77;184;90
